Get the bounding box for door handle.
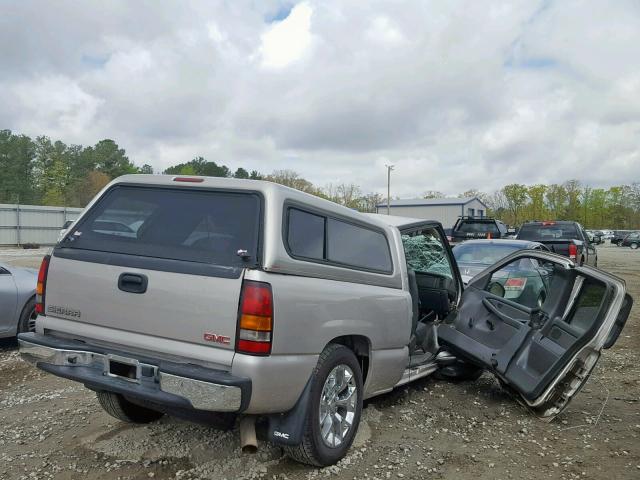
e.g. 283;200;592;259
118;273;148;294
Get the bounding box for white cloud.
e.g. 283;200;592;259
0;0;638;197
259;2;314;68
10;75;103;140
366;16;405;46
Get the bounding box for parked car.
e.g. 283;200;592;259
516;221;597;267
449;216;508;244
621;231;640;249
585;230;603;245
452;239;549;285
0;263;37;338
611;230;633;246
18;175;633;466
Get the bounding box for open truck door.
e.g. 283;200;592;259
438;250;632;419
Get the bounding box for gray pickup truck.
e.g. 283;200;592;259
19;175;632;466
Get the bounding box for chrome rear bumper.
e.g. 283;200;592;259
18;333;250;413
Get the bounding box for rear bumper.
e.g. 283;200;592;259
17;333;251;413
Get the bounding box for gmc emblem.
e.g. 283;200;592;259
203;332;231;345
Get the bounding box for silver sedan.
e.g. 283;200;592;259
0;262;37;338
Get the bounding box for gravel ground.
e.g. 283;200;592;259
1;245;638;479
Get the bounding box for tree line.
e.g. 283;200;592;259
478;181;640;229
1;129;638;228
0;129;382;212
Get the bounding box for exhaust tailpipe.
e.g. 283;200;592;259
240;415;258;453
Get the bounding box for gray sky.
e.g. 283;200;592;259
1;0;639;197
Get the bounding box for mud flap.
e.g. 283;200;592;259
265;377;313;446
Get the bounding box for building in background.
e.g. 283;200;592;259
375;197;488;228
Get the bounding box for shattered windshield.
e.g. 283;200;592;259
402;230;453;278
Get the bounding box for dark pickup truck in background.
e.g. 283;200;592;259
448;216;508;244
516;221;598;267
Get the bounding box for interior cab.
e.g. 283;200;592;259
398;222;461;360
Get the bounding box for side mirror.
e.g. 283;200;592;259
62;220;73;229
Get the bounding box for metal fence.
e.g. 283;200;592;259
0;203;84;246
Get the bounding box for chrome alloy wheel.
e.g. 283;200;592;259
27;307;38;332
319;364;357;448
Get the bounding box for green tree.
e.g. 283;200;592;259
502;184;528;225
0;130;37;204
91;139;137;178
265;170;318;194
527;184;547;221
234;167;249;179
545;184;567;219
564;180;582;220
164;156;230;177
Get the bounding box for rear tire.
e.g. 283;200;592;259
96;391;164;423
631;243;639;250
17;297;37;334
284;344;363;467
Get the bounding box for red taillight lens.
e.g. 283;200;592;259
236;281;273;355
35;255;51;315
504;277;527;291
568;243;578;261
241;282;273;317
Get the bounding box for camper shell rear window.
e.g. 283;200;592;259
61;185;262;268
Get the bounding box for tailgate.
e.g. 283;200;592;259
536;240;572;256
45;255;243;351
453;231;495;241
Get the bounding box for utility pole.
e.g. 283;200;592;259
385;164;394;215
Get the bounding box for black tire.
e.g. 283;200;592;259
435;360;484;382
284;344;363;467
17;297;37;334
96;391;164;423
631;243;639;250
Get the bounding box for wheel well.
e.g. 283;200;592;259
19;295;36;319
16;295;36;333
328;335;370;384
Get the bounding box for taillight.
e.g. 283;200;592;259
568;243;578;261
35;255;51;315
236;281;273;355
504;277;527;291
173;176;204;183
